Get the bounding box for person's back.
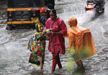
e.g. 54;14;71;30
87;0;104;3
94;0;104;3
45;0;55;9
93;0;105;9
65;17;96;71
87;0;94;4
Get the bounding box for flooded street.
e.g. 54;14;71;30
0;0;108;75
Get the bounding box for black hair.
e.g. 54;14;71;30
50;9;56;15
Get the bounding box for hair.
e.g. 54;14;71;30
50;9;56;15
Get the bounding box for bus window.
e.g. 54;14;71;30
8;0;45;8
8;0;14;8
13;0;29;8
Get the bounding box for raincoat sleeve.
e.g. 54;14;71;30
67;29;74;50
63;34;69;38
63;30;69;38
60;20;67;36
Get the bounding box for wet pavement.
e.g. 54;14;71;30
0;0;108;75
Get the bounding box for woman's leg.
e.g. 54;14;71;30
76;60;85;72
56;53;62;69
39;57;43;71
52;53;57;73
52;51;62;73
76;60;84;67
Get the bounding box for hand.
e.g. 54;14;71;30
49;28;53;32
51;32;55;37
43;29;46;33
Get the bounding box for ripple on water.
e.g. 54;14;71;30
0;63;7;70
103;32;108;37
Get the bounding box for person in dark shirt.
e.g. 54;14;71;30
94;0;105;10
45;0;55;9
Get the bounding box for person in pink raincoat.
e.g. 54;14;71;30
44;9;67;73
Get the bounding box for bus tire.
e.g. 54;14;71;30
6;25;15;30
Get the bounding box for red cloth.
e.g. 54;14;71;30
52;52;62;72
40;7;47;13
36;49;43;55
45;17;67;54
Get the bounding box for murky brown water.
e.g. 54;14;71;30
0;0;108;75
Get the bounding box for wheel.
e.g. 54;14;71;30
6;25;15;30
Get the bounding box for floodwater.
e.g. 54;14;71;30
0;0;108;75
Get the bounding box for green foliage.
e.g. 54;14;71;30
67;49;75;71
73;73;82;75
75;46;92;60
67;58;75;71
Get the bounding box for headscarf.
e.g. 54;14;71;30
35;23;43;32
40;7;47;13
67;17;77;27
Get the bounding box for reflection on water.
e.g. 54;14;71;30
0;64;7;70
0;0;108;75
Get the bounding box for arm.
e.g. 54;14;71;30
63;33;69;38
68;32;75;51
51;20;67;37
54;32;62;35
59;20;67;36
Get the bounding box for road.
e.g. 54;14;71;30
0;0;108;75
